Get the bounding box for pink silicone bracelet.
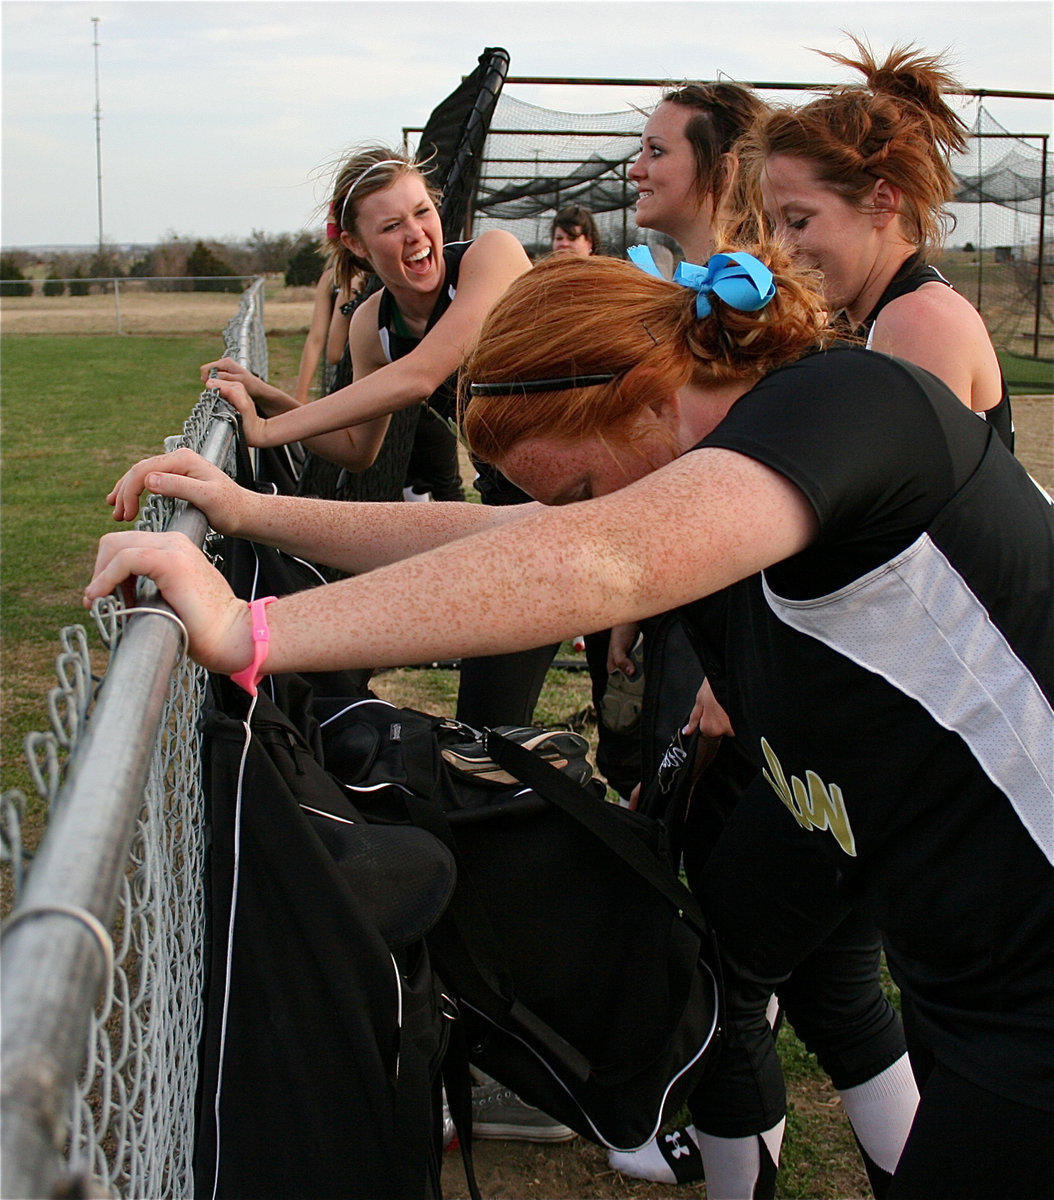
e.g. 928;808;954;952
230;596;277;696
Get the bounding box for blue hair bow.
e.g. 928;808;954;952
626;245;776;318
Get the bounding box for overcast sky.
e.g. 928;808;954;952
2;0;1051;248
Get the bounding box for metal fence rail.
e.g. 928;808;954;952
0;278;267;1200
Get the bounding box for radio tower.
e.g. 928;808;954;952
92;17;104;253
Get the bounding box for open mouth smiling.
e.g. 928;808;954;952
404;246;433;274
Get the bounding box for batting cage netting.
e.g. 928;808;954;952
462;87;1051;358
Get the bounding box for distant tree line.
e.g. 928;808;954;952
0;230;327;297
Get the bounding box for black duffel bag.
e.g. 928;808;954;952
315;695;723;1153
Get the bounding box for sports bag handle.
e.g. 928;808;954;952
484;731;713;943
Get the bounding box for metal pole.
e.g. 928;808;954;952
621;161;629;255
502;75;1054;101
92;18;104;255
976;100;984;315
113;276;122;335
0;412;237;1200
1035;135;1048;359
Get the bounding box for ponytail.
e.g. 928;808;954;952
738;35;969;250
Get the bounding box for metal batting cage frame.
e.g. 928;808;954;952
406;73;1052;361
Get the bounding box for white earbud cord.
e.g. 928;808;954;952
211;689;258;1200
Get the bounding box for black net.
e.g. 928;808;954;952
470;92;669;260
952;105;1053;215
944;105;1053;362
420;46;511;240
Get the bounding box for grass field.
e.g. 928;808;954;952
1;291;1051;1199
1;325;309;800
998;348;1054;392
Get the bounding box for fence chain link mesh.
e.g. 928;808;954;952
1;280;264;1200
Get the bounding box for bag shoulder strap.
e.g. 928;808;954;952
484;731;712;942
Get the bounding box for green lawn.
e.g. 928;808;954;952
0;331;305;798
3;337;212;633
999;348;1054;393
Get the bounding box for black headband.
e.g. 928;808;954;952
468;373;616;397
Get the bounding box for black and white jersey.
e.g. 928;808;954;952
377;239;529;508
376;240;472;424
682;344;1053;1109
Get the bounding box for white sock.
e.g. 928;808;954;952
696;1118;784;1200
837;1052;919;1174
608;1124;703;1183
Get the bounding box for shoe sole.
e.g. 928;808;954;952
473;1123;577;1142
442;729;588;787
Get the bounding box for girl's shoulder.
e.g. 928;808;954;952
460;228;530;269
348;290;386;355
464;228;519;250
876;280;991;344
872;283;1002;411
350;288;383;324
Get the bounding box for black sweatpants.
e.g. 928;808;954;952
456;644;560;730
404;407;464;501
685;750;905;1137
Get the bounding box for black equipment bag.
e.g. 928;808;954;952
315;695;723;1153
194;677;456;1200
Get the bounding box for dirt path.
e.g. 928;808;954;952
0;286;316;336
1014;394;1054;490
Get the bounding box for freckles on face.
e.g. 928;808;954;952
495;428;675;506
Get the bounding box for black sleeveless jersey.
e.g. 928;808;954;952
376;240;471;425
376;240;529;506
860;252;1014;452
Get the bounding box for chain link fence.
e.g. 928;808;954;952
0;280;266;1200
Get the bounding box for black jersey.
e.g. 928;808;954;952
682;345;1053;1109
378;240;528;506
376;240;471;424
860;252;1014;452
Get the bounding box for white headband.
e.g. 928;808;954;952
338;159;407;226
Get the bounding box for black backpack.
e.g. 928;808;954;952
195;676;455;1200
314;694;723;1154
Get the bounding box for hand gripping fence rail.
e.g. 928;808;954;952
0;278;266;1200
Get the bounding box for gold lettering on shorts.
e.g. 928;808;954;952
760;738;857;857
